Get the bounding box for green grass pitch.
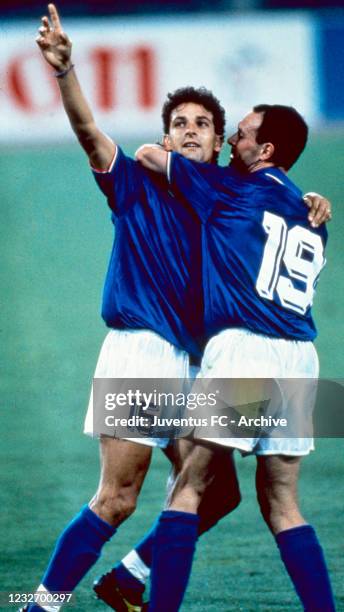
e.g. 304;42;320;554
1;133;343;611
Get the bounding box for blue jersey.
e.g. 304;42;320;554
92;147;203;358
169;153;327;342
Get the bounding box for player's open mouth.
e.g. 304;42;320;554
183;142;200;149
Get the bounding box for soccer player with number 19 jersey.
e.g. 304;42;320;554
26;5;333;610
138;106;336;611
169;157;325;341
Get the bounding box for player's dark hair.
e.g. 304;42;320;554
253;104;308;170
162;86;226;162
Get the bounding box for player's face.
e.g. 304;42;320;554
164;102;222;164
228;111;265;172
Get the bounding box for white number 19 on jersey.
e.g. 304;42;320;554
256;211;325;315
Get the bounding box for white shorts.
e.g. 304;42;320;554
84;329;190;447
197;328;319;456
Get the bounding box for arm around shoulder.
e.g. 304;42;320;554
135;145;169;175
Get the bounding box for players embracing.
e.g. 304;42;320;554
21;3;335;612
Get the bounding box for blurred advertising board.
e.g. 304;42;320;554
0;13;319;143
317;17;344;122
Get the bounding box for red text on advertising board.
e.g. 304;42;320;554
5;45;157;113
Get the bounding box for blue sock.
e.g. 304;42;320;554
134;518;158;567
33;504;115;604
114;520;158;594
149;510;199;612
276;524;336;611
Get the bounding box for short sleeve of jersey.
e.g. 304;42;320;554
168;152;217;222
92;146;145;216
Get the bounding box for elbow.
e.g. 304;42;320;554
135;144;167;174
135;144;155;164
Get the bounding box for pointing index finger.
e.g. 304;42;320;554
48;3;62;30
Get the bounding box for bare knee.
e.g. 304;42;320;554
90;484;138;526
91;438;152;526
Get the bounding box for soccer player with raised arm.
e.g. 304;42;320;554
21;5;245;611
23;5;332;612
137;106;336;611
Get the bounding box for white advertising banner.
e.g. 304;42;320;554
0;13;318;144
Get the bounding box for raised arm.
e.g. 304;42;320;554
36;3;115;170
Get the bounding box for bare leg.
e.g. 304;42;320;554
149;442;238;612
255;454;305;534
90;437;153;526
166;439;240;529
169;441;237;514
94;439;240;610
197;446;240;533
25;439;153;609
256;454;336;611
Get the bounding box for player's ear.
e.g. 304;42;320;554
163;134;173;151
260;142;275;162
214;134;223;153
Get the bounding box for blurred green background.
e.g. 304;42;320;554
1;133;343;611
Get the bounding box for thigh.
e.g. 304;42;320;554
165;437;236;477
98;436;152;491
172;438;197;469
89;437;153;524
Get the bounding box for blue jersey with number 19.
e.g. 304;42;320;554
92;147;203;358
168;153;327;342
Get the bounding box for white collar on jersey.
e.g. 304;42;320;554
263;171;285;186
